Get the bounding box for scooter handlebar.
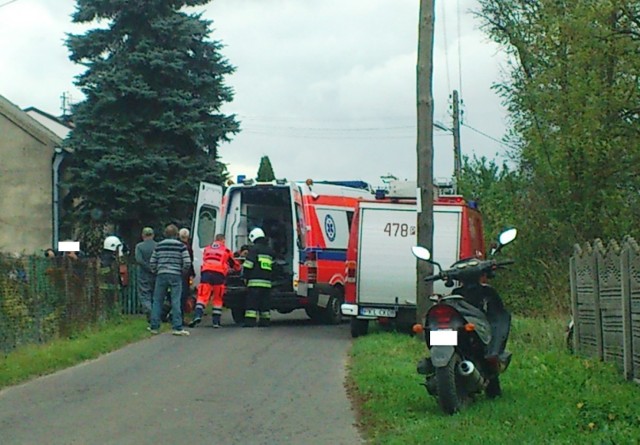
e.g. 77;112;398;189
495;260;515;267
423;273;441;282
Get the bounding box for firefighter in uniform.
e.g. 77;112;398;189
242;228;275;327
189;234;240;328
99;235;124;310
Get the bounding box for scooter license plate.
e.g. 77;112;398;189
430;330;458;346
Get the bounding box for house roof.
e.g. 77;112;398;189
0;94;72;152
24;107;74;140
23;106;74;128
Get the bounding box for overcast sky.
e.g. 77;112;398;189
0;0;511;188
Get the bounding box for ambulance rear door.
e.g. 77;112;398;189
191;182;223;286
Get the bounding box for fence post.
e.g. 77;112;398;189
593;240;604;361
569;253;579;353
621;239;633;380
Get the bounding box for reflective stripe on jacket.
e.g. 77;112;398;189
243;241;275;288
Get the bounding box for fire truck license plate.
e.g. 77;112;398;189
360;308;396;317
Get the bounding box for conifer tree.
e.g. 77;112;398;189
256;156;276;182
63;0;239;245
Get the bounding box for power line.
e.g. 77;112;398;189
440;0;451;94
456;0;463;98
0;0;20;9
461;122;512;149
245;124;415;132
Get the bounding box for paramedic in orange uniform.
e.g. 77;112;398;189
189;234;240;328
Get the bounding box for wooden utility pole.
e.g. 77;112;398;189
416;0;435;323
452;89;462;181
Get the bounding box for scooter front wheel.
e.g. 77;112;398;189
435;352;467;414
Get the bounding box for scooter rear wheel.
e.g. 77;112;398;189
435;353;467;414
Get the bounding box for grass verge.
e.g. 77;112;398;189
348;317;640;444
0;316;149;390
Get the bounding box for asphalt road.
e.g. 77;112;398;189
0;312;365;445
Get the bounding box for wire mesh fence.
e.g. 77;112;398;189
0;254;142;355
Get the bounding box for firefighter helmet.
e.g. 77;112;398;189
248;228;265;243
103;235;123;252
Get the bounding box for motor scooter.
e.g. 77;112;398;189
412;228;517;414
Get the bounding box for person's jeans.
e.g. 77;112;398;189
150;273;183;330
137;270;155;316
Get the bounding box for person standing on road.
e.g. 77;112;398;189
135;227;157;321
189;234;240;328
242;228;275;328
179;228;196;319
149;224;191;336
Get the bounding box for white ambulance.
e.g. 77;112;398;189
191;178;374;324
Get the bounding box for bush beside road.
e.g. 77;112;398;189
348;317;640;444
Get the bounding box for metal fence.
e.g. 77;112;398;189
569;237;640;384
0;254;143;355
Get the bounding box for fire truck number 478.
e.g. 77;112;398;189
383;223;417;237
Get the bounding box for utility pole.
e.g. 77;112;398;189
452;89;462;181
416;0;435;324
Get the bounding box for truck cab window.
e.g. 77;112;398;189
346;211;354;231
198;206;217;248
295;203;306;249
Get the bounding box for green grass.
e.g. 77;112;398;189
0;316;150;390
348;318;640;444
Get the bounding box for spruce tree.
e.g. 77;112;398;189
256;156;276;182
63;0;239;246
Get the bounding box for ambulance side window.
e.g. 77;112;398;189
295;203;306;248
198;206;217;248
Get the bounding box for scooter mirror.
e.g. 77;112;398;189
411;246;431;261
498;228;518;246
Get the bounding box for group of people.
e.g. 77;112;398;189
134;224;194;336
134;224;276;336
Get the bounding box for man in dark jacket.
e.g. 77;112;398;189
149;224;192;336
179;228;196;317
135;227;156;320
242;228;275;328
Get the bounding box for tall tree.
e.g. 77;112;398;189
256;156;276;182
63;0;239;248
473;0;640;313
476;0;640;242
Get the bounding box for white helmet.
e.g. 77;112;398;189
248;228;265;243
103;235;123;252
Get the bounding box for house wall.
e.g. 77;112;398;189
0;114;55;254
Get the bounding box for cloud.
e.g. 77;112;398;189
0;0;512;188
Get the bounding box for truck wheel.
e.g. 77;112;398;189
350;318;369;338
305;306;324;323
231;308;245;325
322;288;343;325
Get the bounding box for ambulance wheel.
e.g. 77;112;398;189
323;287;343;325
350;318;369;338
231;308;245;325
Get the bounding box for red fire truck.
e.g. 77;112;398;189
341;181;485;337
191;178;374;324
